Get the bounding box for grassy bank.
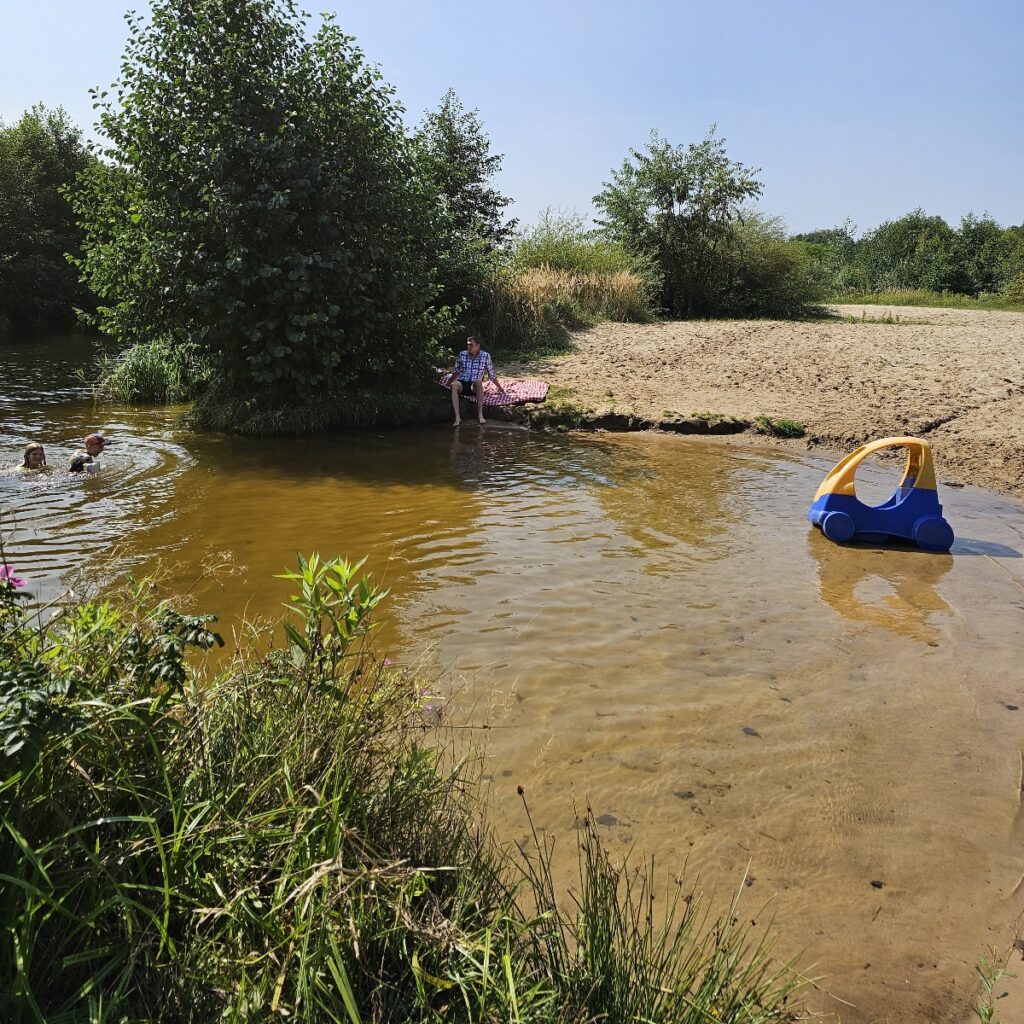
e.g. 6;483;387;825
0;549;801;1023
831;289;1024;312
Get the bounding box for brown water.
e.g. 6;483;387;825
4;335;1024;1022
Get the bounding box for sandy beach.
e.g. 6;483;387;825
511;304;1024;498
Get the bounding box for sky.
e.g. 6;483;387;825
2;0;1021;235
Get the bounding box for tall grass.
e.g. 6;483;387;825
477;266;654;354
94;338;210;403
0;551;803;1023
831;288;1024;312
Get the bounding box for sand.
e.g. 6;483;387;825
509;304;1024;498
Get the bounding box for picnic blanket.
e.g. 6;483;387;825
439;373;549;407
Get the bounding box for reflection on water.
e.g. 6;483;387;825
810;531;953;641
3;336;1024;1022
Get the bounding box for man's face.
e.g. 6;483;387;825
85;437;105;456
467;340;480;356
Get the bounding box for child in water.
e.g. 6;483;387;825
10;443;50;474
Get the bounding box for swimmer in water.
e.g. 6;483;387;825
69;433;112;473
9;443;50;474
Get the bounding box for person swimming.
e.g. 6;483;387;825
69;433;112;473
9;442;50;474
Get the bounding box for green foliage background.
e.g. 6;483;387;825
0;106;93;333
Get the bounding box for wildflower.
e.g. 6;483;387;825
383;658;393;666
0;565;26;588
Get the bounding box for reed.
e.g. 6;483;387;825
478;265;655;354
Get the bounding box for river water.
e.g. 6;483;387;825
3;335;1024;1022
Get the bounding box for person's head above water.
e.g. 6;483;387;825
22;443;46;469
84;433;110;456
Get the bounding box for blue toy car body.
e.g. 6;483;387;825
807;437;954;552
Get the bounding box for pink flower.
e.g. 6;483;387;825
0;565;26;588
383;658;393;666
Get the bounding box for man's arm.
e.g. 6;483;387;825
487;354;505;392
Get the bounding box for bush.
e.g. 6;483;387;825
96;338;210;403
595;129;819;318
511;209;659;282
72;0;452;434
1003;271;1024;305
0;551;802;1023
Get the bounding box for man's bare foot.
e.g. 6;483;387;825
453;418;461;426
477;416;486;424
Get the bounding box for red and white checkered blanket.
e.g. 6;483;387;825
439;373;549;407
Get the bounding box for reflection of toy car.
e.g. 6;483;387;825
807;437;955;551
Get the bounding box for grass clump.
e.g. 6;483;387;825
691;411;752;434
95;338;210;403
753;416;806;439
0;546;803;1023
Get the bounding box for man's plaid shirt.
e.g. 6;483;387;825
456;349;496;382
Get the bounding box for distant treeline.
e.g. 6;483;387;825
792;212;1024;301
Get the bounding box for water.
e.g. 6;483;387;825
3;334;1024;1021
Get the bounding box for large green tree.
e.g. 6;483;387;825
0;105;93;333
72;0;451;433
594;128;771;317
413;89;515;329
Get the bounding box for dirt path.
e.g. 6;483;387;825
509;304;1024;498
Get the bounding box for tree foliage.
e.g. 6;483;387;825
72;0;452;433
594;128;818;317
413;89;516;330
415;88;515;249
0;105;93;333
797;211;1024;298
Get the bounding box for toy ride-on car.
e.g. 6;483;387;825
807;436;955;552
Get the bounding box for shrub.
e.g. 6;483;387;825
1003;271;1024;305
0;551;803;1023
72;0;452;434
511;209;658;283
595;128;819;318
95;338;210;403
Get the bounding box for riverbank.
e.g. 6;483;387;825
504;304;1024;499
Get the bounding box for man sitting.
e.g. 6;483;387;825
449;336;505;425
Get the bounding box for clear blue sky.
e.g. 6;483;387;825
2;0;1021;235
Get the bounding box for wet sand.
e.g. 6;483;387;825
509;304;1024;499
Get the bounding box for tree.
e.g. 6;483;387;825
594;128;767;316
72;0;451;433
413;90;516;327
415;89;515;249
0;105;93;333
856;210;960;292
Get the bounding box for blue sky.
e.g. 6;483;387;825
2;0;1021;234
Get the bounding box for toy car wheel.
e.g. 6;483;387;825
822;511;856;543
913;516;954;552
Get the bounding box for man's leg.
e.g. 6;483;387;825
450;380;463;425
473;380;486;422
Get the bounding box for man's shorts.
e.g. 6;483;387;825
456;378;482;395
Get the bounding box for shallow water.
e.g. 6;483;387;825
3;335;1024;1022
